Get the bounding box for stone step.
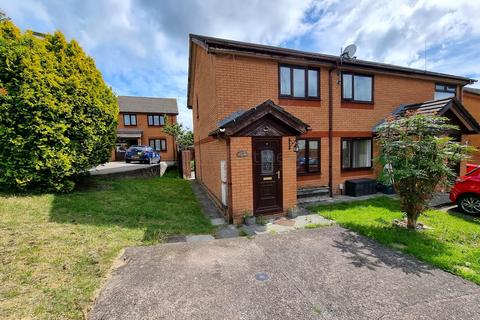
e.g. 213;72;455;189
297;186;330;199
297;195;331;205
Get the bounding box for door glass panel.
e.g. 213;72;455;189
261;149;274;174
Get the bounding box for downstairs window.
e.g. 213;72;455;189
341;138;372;170
297;139;320;174
149;139;167;151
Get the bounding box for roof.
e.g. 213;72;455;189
401;98;455;115
210;99;310;137
118;96;178;114
190;34;475;85
464;87;480;96
373;98;480;133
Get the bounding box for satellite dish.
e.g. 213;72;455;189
342;44;357;59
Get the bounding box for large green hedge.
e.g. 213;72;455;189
0;21;118;192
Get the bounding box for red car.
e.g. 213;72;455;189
449;165;480;215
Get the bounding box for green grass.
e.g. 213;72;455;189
0;172;213;319
309;197;480;285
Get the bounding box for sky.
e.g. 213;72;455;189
2;0;480;129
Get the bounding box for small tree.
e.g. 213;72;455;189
0;21;118;192
376;112;473;229
162;116;193;150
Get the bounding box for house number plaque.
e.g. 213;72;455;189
237;150;248;158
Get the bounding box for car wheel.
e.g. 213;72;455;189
458;194;480;215
125;160;131;163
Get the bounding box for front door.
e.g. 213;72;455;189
252;137;282;215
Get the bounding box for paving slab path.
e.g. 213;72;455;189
89;227;480;320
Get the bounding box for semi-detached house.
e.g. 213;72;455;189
112;96;178;165
187;34;480;224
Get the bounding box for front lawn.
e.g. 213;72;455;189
310;197;480;285
0;173;213;319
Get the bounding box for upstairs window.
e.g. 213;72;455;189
434;83;456;100
342;73;373;103
297;139;320;174
341;138;372;170
148;114;165;126
279;65;319;99
123;114;137;126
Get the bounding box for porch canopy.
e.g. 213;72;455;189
210;99;310;137
117;128;143;138
373;98;480;134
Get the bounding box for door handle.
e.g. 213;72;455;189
276;170;281;180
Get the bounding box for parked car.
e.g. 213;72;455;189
125;145;161;164
449;165;480;215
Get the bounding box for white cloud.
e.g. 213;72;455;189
2;0;480;125
307;0;480;71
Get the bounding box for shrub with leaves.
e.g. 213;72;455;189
162;116;194;150
0;21;118;192
376;112;474;229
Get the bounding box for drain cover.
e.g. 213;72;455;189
255;272;269;281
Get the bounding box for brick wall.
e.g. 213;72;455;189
229;137;253;224
117;112;177;161
463;92;480;165
195;139;227;210
190;44;230;212
192;45;218;141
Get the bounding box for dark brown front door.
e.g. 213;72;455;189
252;137;282;215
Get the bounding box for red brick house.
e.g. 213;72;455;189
187;34;480;224
463;87;480;164
112;96;178;165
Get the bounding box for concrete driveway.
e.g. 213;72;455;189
89;227;480;320
89;161;157;175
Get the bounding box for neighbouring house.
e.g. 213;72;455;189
187;34;480;224
463;87;480;164
112;96;178;165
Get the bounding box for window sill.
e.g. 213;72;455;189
341;101;374;109
297;171;321;177
340;168;374;177
279;98;321;107
279;96;320;101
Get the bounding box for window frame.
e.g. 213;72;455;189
147;114;165;127
340;137;373;171
278;64;320;100
296;138;321;175
123;113;137;126
434;83;456;99
341;72;374;104
148;138;167;152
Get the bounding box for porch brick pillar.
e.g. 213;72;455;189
282;136;297;211
229;137;254;224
